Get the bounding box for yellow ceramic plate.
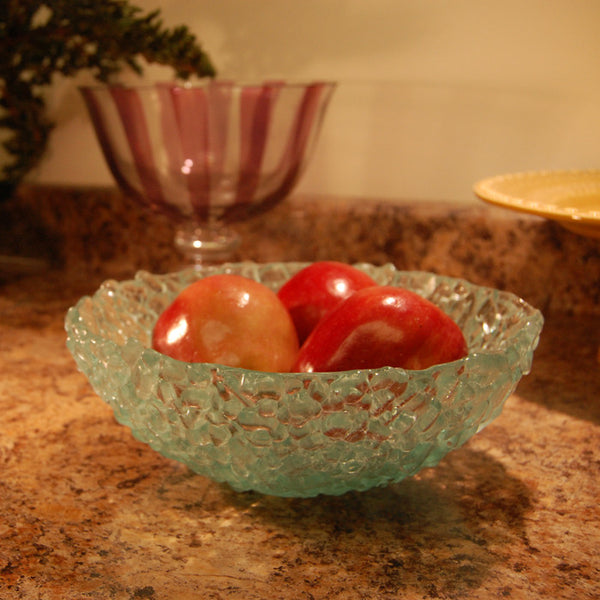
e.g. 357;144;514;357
474;169;600;239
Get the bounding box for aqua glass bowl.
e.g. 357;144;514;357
65;263;543;497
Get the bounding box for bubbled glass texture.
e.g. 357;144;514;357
65;263;543;497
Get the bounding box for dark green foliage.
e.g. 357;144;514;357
0;0;216;194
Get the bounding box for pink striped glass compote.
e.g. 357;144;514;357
81;80;335;265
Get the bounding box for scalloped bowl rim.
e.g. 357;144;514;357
69;263;541;377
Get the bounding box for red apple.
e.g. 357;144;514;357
152;274;299;372
293;285;468;372
277;261;377;344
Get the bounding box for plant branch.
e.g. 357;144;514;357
0;0;216;194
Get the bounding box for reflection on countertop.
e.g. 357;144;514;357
1;186;598;599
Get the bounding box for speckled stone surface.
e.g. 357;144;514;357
1;186;599;599
2;185;599;314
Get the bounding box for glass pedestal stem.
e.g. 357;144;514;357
174;220;240;267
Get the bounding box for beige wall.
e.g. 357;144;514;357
29;0;600;203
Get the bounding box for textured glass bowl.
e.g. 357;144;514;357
65;262;543;497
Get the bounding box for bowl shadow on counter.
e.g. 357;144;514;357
512;312;600;426
208;445;534;598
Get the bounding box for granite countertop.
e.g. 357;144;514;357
1;187;599;599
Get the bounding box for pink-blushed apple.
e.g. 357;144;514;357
152;274;299;372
